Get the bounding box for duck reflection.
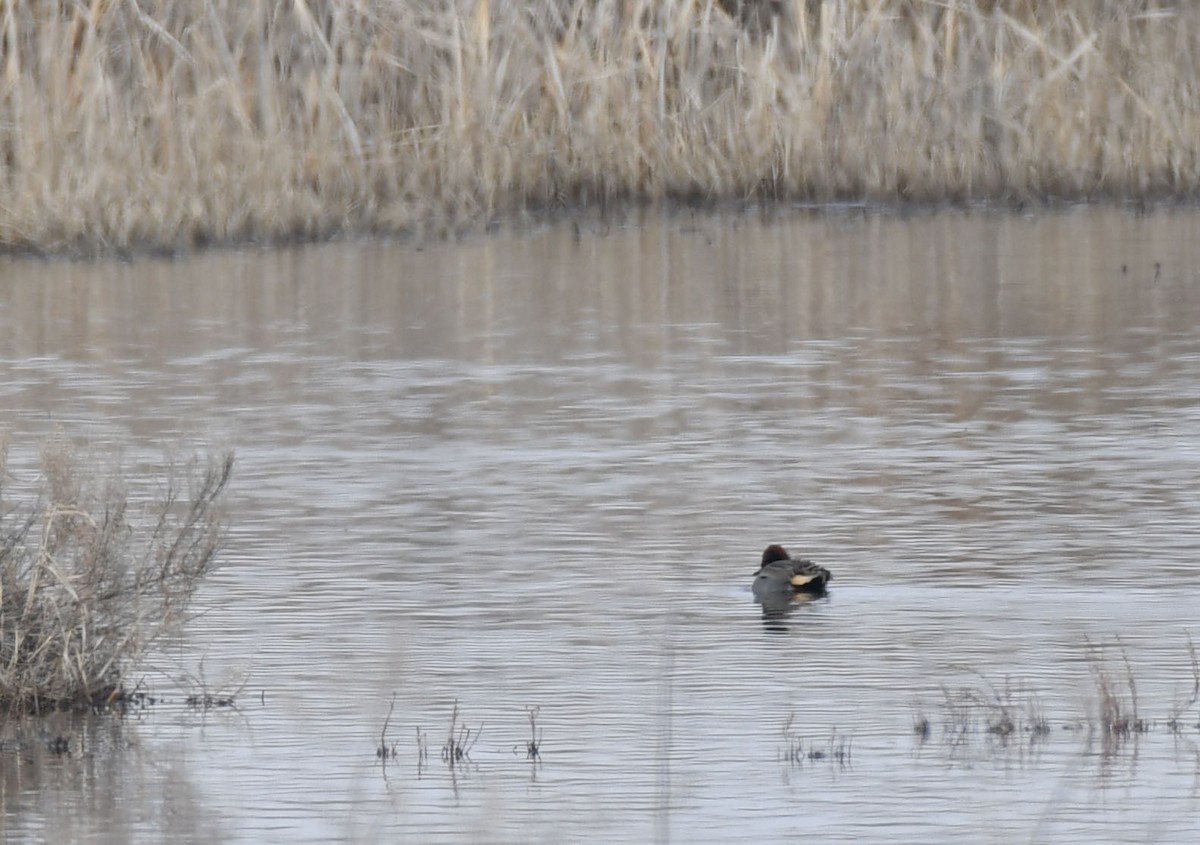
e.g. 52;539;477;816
756;590;827;633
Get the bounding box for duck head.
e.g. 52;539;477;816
760;544;791;567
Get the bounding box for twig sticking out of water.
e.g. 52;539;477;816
415;726;430;779
441;700;480;767
1167;633;1200;733
525;705;543;759
376;693;399;760
911;698;931;743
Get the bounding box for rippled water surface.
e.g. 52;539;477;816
2;208;1200;843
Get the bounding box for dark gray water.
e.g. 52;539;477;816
2;208;1200;842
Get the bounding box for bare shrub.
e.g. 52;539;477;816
0;439;234;714
925;670;1051;750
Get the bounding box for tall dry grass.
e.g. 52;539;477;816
0;438;233;714
0;0;1197;254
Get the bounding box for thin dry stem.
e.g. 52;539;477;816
1167;632;1200;731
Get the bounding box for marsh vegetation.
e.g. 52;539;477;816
0;439;233;714
912;639;1200;758
1;1;1197;254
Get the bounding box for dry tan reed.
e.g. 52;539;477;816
0;438;233;714
0;1;1197;254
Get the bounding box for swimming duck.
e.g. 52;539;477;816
752;544;832;600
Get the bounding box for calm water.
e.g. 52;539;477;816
1;208;1200;843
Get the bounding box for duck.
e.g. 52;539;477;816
752;544;832;600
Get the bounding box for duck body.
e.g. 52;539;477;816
752;544;831;600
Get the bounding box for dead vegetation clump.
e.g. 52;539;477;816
1085;636;1150;741
440;699;481;767
925;671;1050;750
2;1;1200;255
916;637;1200;757
779;712;852;768
0;438;234;715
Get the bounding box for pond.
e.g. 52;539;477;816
1;207;1199;842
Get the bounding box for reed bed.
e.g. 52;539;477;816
0;438;233;714
0;0;1197;254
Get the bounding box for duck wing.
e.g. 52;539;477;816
786;559;831;590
